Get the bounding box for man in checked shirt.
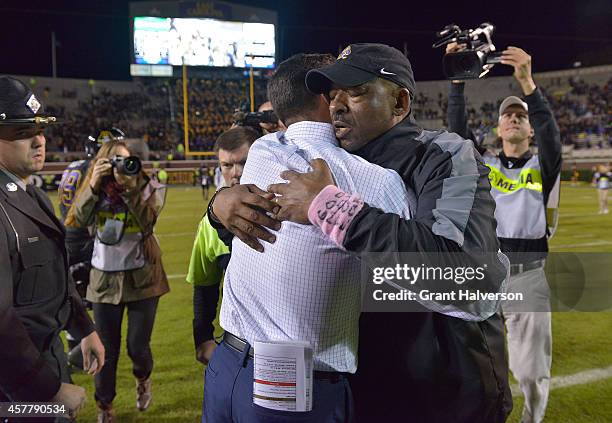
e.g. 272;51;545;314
210;44;511;423
202;52;417;423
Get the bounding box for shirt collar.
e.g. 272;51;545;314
498;150;532;169
0;166;27;190
284;121;338;150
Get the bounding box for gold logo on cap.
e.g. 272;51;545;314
337;46;352;60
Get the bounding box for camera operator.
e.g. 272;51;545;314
446;43;562;423
65;139;169;422
257;101;284;134
231;101;285;136
58;129;124;369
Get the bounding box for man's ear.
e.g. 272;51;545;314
393;88;410;117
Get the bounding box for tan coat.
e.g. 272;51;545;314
72;179;170;304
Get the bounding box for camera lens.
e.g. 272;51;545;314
123;156;142;175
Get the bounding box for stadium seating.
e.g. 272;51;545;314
9;64;610;157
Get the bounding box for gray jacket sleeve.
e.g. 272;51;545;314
343;133;508;320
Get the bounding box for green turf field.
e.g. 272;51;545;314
49;183;612;422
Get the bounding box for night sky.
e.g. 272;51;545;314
1;0;611;82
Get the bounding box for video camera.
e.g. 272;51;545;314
110;155;142;176
232;109;279;128
433;23;503;80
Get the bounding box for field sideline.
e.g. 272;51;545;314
48;183;611;422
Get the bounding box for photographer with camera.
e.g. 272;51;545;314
446;42;561;423
65;139;169;422
58;129;125;369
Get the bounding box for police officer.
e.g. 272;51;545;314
446;45;562;423
0;76;105;421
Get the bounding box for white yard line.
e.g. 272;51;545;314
167;273;187;280
551;240;612;249
559;212;601;218
511;365;612;397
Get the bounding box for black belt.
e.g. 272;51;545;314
510;259;545;276
223;332;346;382
223;331;255;358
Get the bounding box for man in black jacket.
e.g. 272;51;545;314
208;44;512;422
446;44;561;423
0;76;104;421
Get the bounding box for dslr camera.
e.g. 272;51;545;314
433;23;503;80
110;155;142;176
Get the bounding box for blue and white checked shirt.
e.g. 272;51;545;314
220;121;413;373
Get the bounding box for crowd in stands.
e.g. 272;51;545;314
414;76;611;149
45;86;174;154
43;75;267;157
39;71;609;156
174;77;267;152
411;92;445;121
548;77;610;149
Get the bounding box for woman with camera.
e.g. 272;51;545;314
66;140;169;422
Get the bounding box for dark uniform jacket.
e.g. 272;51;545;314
0;169;94;401
342;116;511;423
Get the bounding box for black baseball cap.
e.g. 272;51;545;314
306;43;416;98
0;76;57;126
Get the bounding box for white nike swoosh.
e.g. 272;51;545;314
380;68;397;75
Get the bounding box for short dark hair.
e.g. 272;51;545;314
214;126;260;152
267;53;335;125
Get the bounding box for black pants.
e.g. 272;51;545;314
350;313;511;423
93;296;159;405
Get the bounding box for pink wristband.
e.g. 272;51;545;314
307;185;365;247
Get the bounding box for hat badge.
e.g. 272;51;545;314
337;46;352;60
26;94;41;114
6;182;18;192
